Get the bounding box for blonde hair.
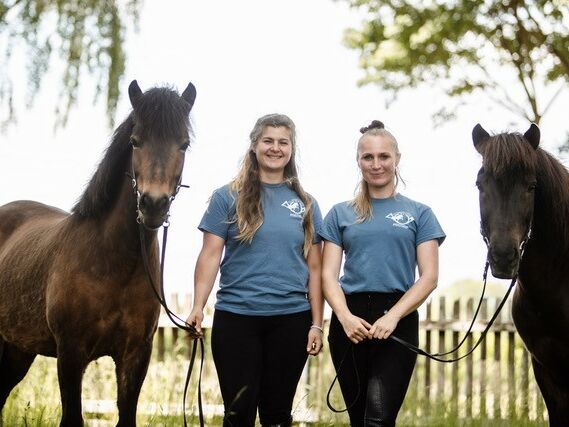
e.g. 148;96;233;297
350;121;403;222
229;114;315;257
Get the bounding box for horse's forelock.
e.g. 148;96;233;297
133;87;190;140
481;132;537;179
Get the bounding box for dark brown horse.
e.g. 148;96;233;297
0;80;196;426
473;124;569;426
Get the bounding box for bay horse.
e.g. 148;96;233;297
0;80;196;426
473;123;569;426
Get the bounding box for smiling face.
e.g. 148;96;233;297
357;134;400;197
253;126;292;180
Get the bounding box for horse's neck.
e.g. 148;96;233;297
95;178;157;260
522;201;569;286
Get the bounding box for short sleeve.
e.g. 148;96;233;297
318;206;343;247
416;207;446;246
198;187;234;241
311;198;323;244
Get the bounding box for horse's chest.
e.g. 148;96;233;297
47;273;160;355
512;286;569;366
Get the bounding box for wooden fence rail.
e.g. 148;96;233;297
154;294;547;423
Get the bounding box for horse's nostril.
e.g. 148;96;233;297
490;246;518;264
139;194;169;213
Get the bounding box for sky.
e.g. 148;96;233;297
1;0;568;309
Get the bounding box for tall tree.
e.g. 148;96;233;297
341;0;569;126
0;0;140;129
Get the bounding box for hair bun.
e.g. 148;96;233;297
359;120;385;134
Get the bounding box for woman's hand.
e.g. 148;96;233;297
338;313;372;344
306;326;323;356
370;312;400;340
185;308;204;339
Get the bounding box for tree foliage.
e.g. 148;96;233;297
0;0;140;129
341;0;569;125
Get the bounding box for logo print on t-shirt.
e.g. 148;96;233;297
282;198;305;218
386;211;414;228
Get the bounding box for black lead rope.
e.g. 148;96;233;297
326;344;361;413
139;224;204;427
389;274;517;363
326;266;516;412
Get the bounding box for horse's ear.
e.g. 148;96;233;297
128;80;143;108
181;82;197;109
524;123;540;150
472;124;490;153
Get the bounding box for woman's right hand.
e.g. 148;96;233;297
338;312;372;344
185;308;204;339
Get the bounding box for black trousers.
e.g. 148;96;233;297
328;293;418;427
211;309;311;427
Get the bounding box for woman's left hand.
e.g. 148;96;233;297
307;327;323;356
370;312;400;340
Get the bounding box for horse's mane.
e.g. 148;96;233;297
481;133;537;179
482;132;569;248
133;86;191;140
72;86;191;218
534;149;569;249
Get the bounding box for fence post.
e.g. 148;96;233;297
479;299;488;419
521;348;529;418
508;306;516;419
451;299;460;417
437;297;446;401
157;326;165;361
465;298;474;418
425;300;432;412
493;297;502;420
170;293;180;351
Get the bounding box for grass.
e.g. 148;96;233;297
2;326;549;426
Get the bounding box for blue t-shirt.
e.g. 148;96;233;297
199;183;323;315
319;194;445;294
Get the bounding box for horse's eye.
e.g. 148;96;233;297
475;181;482;190
528;182;537;192
130;137;141;148
180;142;190;151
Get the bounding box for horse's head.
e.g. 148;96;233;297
473;123;540;279
128;80;196;230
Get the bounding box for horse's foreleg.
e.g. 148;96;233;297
114;341;153;427
56;347;87;427
532;357;569;427
0;342;36;411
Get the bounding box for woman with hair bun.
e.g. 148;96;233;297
320;120;445;426
186;113;323;427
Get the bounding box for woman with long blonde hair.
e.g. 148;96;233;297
320;120;445;426
187;114;323;427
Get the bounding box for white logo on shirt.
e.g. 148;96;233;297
282;198;305;218
386;211;414;228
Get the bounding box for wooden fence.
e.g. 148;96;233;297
154;294;547;423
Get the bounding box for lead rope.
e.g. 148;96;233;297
139;224;204;427
388;274;517;363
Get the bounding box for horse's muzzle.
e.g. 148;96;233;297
138;193;171;230
488;244;520;279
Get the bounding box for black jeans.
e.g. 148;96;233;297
211;309;311;427
328;292;418;427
